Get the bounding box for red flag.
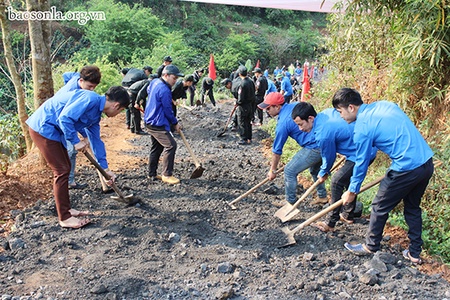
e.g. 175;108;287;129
208;54;217;80
255;59;260;69
301;62;310;102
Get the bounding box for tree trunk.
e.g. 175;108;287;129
26;0;54;109
0;0;33;152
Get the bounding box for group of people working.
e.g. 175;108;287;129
26;57;434;265
258;88;433;264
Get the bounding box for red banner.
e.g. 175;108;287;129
209;54;217;80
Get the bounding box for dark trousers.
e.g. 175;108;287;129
253;95;264;123
146;126;177;177
236;104;252;141
125;108;131;127
284;94;292;104
130;107;142;132
326;160;356;227
29;128;72;221
366;158;434;257
188;85;196;106
201;89;215;106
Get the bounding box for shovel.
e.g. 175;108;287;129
274;156;346;222
279;175;384;248
83;151;136;205
179;130;205;179
227;166;285;209
217;105;238;137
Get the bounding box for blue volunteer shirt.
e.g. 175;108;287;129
313;108;358;177
144;78;178;131
26;89;110;169
281;76;293;97
265;81;277;95
272;103;318;155
349;101;434;193
58;72;81;95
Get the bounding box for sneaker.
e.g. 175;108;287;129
312;221;335;233
161;175;180;185
402;249;423;265
238;139;252;145
69;182;87;189
271;200;289;208
136;130;148;135
148;175;162;181
344;243;374;256
339;213;354;224
311;196;329;205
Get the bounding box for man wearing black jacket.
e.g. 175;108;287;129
252;67;268;125
236;66;255;145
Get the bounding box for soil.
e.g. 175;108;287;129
1;100;450;299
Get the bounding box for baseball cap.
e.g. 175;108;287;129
221;78;232;85
162;65;184;77
184;74;194;82
276;73;283;79
253;67;262;73
258;92;284;109
238;65;248;76
143;66;153;72
163;55;173;62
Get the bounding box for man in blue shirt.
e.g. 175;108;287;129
60;66;102;190
332;88;434;264
292;103;377;231
258;92;326;206
144;65;183;184
26;86;130;229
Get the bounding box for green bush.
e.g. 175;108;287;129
0;114;24;174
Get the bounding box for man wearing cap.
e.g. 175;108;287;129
172;75;194;117
252;67;268;126
258;92;326;207
143;66;153;77
236;66;255;145
200;77;216;107
156;56;173;78
144;65;183;185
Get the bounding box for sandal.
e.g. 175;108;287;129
312;221;335;233
344;243;374;256
59;217;91;229
69;208;91;217
402;249;423;265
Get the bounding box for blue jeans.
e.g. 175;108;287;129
66;140;77;185
284;147;326;204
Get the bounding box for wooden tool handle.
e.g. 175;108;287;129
289;155;346;211
291;175;384;235
84;151;111;180
228;166;285;206
83;151;126;199
179;130;201;167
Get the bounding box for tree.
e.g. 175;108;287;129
0;0;32;152
26;0;54;109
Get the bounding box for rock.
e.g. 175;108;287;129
215;286;234;300
359;273;378;285
302;252;314;262
8;238;26;250
217;262;234;274
168;232;181;243
375;251;397;265
91;284;108;294
366;255;387;272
